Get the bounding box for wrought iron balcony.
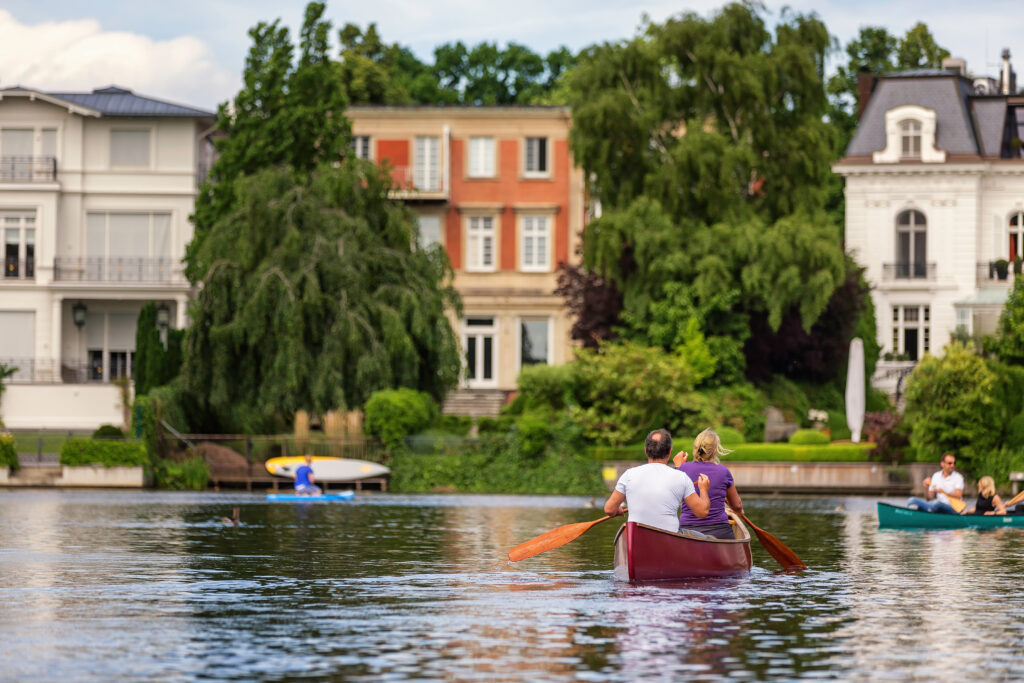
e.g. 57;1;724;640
0;358;132;384
882;262;936;280
54;257;181;283
0;156;57;182
977;261;1021;283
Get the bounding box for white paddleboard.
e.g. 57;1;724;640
265;456;391;482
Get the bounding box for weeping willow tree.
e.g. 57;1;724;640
183;163;462;433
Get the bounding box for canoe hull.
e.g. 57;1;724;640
878;502;1024;529
266;491;355;502
613;515;752;581
265;456;390;482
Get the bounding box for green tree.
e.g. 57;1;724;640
183;164;461;433
433;41;574;104
133;303;184;397
994;277;1024;366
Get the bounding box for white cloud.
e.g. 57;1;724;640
0;9;236;110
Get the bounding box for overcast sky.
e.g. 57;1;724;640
1;1;1021;111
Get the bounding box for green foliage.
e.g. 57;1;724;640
153;457;210;490
904;344;1000;471
964;447;1024;488
0;362;16;425
514;413;555;459
993;277;1024;366
364;388;438;451
714;427;746;447
516;363;577;410
0;432;18;470
1006;413;1024;450
133;379;193;456
183;164;461;433
589;441;874;462
477;416;515;435
60;439;148;467
92;425;125;439
763;375;811;426
826;411;852;441
134;303;185;397
390;450;603;494
433;415;473;437
567;341;702;445
789;429;830;445
675;384;767;442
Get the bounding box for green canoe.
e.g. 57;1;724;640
877;502;1024;529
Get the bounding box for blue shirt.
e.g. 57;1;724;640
295;464;314;488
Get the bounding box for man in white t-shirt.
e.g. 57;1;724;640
603;429;710;532
906;453;964;514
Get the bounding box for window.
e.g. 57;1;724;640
463;316;497;388
524;137;548;175
891;305;929;361
413;136;441;191
468;137;495;177
85;311;137;382
85;212;171;281
465;216;496;271
520;216;550;272
0;311;35;380
1;128;33;180
3;212;35;279
1010;212;1024;262
417;214;442;248
519;318;551;368
110;129;150;167
900;120;921;158
895;210;927;278
352;135;372;160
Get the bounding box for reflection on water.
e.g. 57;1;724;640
0;491;1022;681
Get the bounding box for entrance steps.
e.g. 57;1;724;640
441;389;507;418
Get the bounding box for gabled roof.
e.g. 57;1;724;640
0;85;214;119
47;86;214;118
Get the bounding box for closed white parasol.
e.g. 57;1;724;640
846;338;865;443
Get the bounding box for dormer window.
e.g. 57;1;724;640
900;120;921;158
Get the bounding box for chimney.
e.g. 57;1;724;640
941;57;966;77
856;70;877;120
1000;48;1016;95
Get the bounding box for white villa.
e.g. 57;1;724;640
0;86;214;429
835;51;1024;394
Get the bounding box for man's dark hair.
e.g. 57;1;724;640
645;429;672;461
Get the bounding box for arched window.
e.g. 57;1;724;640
896;209;927;278
1010;212;1024;262
900;120;922;158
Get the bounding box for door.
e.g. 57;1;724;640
463;317;497;388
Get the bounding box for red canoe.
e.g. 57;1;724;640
612;512;753;581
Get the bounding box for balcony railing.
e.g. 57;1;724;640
977;261;1021;284
882;262;936;280
0;358;130;384
387;165;444;195
3;257;35;280
54;257;181;283
0;156;57;182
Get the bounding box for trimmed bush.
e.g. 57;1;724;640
364;388;438;451
789;428;830;445
0;432;18;471
714;426;746;447
727;443;875;462
826;411;852;441
92;424;125;439
516;363;577;410
60;439;148;467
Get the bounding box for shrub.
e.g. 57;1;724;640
516;363;577;410
727;443;875;461
864;410;910;461
677;384;767;443
1006;413;1024;450
92;424;125;439
0;432;18;471
513;413;554;459
153;456;210;490
434;415;473;436
477;415;515;435
714;426;746;447
364;388;438;451
826;410;852;441
132;378;194;456
762;375;811;427
60;439;148;467
789;429;830;445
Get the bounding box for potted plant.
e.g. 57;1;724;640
995;259;1009;280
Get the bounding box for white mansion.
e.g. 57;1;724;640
0;86;214;428
835;52;1024;392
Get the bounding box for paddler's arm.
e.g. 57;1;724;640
682;474;710;519
603;491;626;517
993;494;1007;516
725;484;743;516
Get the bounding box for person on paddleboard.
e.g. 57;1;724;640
906;453;963;514
603;429;710;533
294;455;322;496
673;428;744;539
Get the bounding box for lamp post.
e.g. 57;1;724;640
156;303;170;349
72;302;87;328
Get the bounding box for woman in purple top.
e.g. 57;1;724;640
673;428;744;539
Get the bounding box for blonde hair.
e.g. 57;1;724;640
978;476;996;498
693;428;732;464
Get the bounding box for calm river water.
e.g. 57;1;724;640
1;490;1022;681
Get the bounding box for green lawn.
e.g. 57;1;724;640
12;433;81;455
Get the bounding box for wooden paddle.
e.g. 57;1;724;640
508;515;614;562
735;511;807;571
1004;490;1024;508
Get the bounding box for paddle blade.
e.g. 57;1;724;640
508;516;611;562
738;512;807;571
948;497;967;514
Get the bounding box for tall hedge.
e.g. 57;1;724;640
60;439;149;467
134;302;184;397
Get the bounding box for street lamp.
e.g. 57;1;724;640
155;303;170;331
72;302;87;328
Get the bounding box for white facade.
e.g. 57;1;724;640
0;87;213;429
836;66;1024;392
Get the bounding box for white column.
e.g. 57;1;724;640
50;296;62;382
174;294;188;328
